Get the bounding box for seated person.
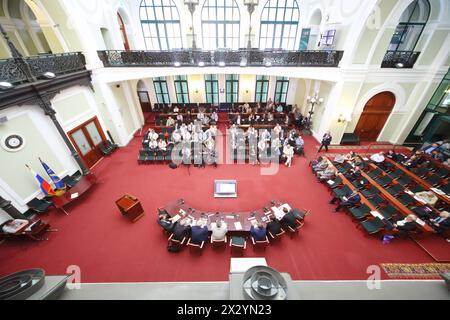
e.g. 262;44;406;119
2;219;29;234
391;214;418;237
250;222;267;241
191;220;209;245
211;220;228;241
157;214;175;233
333;154;346;164
148;139;158;151
402;155;419;169
294;135;304;155
421;142;440;154
157;139;167;151
431;150;445;162
312;157;329;173
276;104;284;113
370;152;385;164
266;216;283;236
280;208;298;229
166;116;176;127
386;150;406;162
430;211;450;234
344;151;357;161
172;219;191;242
345;166;362;181
317;167;337;182
330;190;361;212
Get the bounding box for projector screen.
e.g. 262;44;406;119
214;180;237;197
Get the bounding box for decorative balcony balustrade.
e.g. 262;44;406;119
0;52;87;85
381;51;421;69
98;49;344;68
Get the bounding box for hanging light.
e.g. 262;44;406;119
0;82;13;90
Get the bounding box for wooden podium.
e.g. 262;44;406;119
116;194;145;222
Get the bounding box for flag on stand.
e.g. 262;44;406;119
25;164;57;196
39;158;66;190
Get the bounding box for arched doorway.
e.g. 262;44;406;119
117;12;130;51
354;91;396;141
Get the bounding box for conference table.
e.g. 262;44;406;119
163;199;292;233
52;174;97;215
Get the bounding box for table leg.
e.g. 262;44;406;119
60;208;69;216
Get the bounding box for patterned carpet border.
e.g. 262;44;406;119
381;263;450;279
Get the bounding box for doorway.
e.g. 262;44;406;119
354;91;396;141
117;13;130;51
68;117;107;168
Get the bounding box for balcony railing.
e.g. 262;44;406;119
381;50;421;69
0;52;87;85
98;49;344;68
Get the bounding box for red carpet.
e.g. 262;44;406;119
0;134;435;283
413;236;450;262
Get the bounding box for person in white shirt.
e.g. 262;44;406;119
370;152;385;164
173;105;179;113
211;220;228;241
149;139;158;151
166;117;175;127
211;112;219;123
187;122;194;132
243;103;251;113
283;144;294;167
197;112;205;121
157;139;167;151
274;124;282;137
176;114;183;123
261;129;271;142
172;130;182;144
236;114;241;125
182;130;192;142
150;131;159;141
209;125;217;138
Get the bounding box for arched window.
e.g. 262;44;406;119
118;13;130;51
140;0;183;50
201;0;240;50
387;0;430;53
259;0;300;50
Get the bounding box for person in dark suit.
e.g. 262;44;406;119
250;222;267;241
330;191;361;212
191;220;209;245
172;219;191;242
318;131;332;152
345;166;362;181
392;215;418;237
266;216;283;236
431;211;450;234
280;208;298;229
157;214;175;233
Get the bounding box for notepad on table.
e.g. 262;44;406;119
171;215;181;222
179;209;187;216
414;196;427;204
431;188;445;195
71;192;79;199
234;222;243;230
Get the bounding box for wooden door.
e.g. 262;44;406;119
138;91;152;113
68;117;107;168
118;13;130;51
354;91;396;141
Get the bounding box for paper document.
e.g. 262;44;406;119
171;215;181;222
405;190;414;196
431;188;445;195
179;209;187;216
71;192;79;199
414;196;427;204
415;218;425;226
226;215;235;219
327;180;334;185
370;211;384;220
272;207;285;220
234;222;243;230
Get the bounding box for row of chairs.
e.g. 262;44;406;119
138;148;174;164
166;209;309;255
26;171;83;216
99;140;119;156
326;162;414;236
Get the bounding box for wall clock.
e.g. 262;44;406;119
1;134;26;152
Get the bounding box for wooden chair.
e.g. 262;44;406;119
168;233;186;248
230;236;247;256
285;222;303;238
187;238;205;255
251;236;270;251
268;229;285;242
211;236;228;249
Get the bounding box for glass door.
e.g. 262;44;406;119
68;117;107;168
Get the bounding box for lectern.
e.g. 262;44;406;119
116;194;144;222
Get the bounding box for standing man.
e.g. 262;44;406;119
318;131;332;152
